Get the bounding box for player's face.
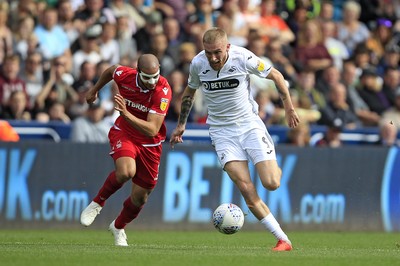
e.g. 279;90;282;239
139;69;160;90
204;40;230;71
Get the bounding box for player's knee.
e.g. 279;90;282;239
261;175;281;191
264;180;280;191
115;170;133;183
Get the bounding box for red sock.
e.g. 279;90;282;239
115;197;144;229
93;171;123;207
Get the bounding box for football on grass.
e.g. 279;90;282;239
212;203;244;234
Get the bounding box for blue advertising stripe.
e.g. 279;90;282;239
381;147;398;232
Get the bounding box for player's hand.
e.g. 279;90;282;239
286;108;300;128
169;125;185;149
114;94;127;116
86;88;98;104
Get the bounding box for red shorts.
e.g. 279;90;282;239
108;127;163;189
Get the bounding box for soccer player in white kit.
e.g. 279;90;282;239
170;27;300;251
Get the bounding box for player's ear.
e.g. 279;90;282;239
226;43;231;52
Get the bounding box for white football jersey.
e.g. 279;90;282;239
188;45;272;125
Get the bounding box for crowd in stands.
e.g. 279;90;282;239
0;0;399;146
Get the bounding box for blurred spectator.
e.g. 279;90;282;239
95;61;116;113
34;7;71;61
253;0;295;45
57;0;80;45
0;4;14;66
352;44;374;74
176;42;197;78
381;88;400;130
69;61;97;119
286;122;311;147
237;0;259;26
128;0;153;18
317;0;335;22
216;0;249;47
382;67;400;105
0;55;27;109
246;36;275;96
358;67;392;116
365;18;394;63
115;15;138;62
36;56;77;114
358;0;382;26
165;70;194;122
20;52;45;109
316;65;341;98
272;89;321;126
255;89;275;125
292;69;326;112
13;16;36;60
284;0;320;18
337;1;370;55
109;0;146;35
265;39;296;86
185;0;218;43
74;0;116;27
315;123;343;148
342;59;380;126
149;32;175;77
286;4;309;40
133;10;164;54
376;45;400;76
0;120;20;142
318;82;360;129
294;19;333;73
72;24;103;78
376;122;398;146
70;102;109;143
155;0;188;25
0;91;32;121
378;0;399;23
69;85;91;121
99;22;120;65
163;17;187;62
8;0;40;32
46;101;71;123
321;19;350;71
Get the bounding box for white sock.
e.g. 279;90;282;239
260;213;290;243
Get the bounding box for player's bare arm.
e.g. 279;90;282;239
267;68;300;128
114;93;164;137
170;87;196;147
86;64;119;104
178;88;196;126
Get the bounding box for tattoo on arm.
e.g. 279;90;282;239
276;86;288;101
178;95;195;125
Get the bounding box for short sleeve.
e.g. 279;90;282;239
244;49;272;78
188;62;201;90
149;78;173;115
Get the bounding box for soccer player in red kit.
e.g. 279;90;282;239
80;54;172;246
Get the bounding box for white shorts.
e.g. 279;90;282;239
209;116;276;168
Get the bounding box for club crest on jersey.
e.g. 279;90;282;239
257;60;265;71
160;98;169;111
116;70;123;76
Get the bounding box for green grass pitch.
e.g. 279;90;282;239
1;229;399;266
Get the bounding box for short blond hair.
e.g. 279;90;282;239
202;27;228;45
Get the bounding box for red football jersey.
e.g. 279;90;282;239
112;66;172;145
